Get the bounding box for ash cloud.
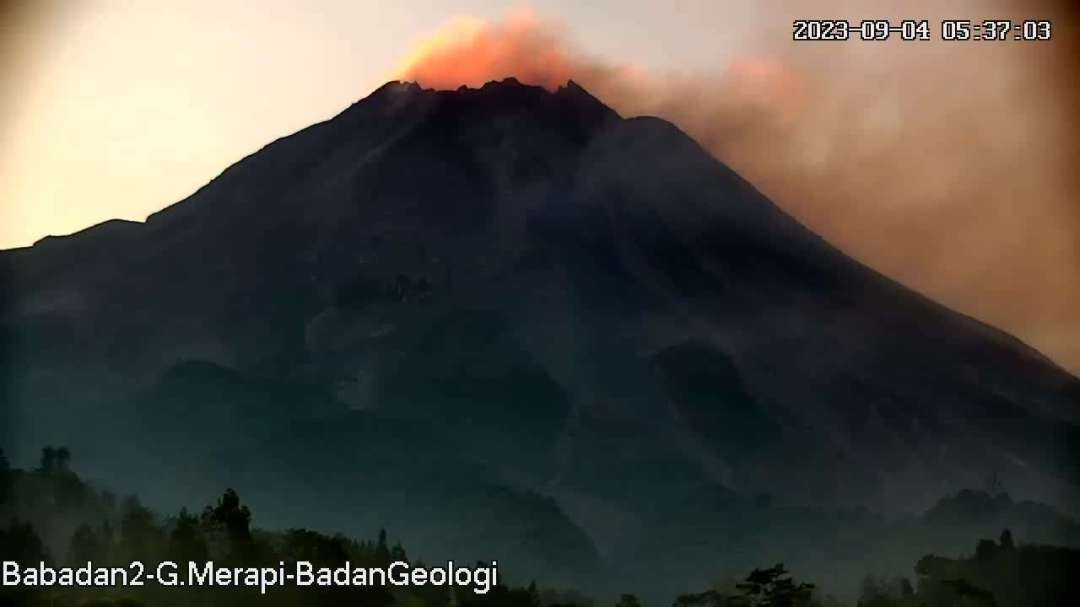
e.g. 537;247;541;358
396;2;1080;375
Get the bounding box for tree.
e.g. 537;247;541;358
375;527;391;565
859;575;914;607
0;520;49;564
201;488;254;562
898;577;913;598
524;581;542;607
615;593;644;607
119;498;164;561
69;523;107;564
40;446;56;474
975;539;999;562
390;540;407;562
37;445;71;476
281;529;349;565
168;508;208;563
999;528;1014;551
735;564;814;607
0;446;10;505
55;447;71;472
202;488;252;543
672;589;729;607
942;580;997;607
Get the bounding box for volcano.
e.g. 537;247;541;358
1;78;1077;594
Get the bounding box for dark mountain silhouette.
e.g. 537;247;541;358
1;78;1078;594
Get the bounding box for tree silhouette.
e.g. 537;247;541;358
40;446;56;474
0;520;49;564
525;581;542;607
168;508;208;563
201;488;254;561
37;445;72;476
119;497;163;561
672;589;728;607
390;539;407;562
55;447;71;472
69;523;108;564
975;539;999;562
203;488;252;542
375;527;391;565
942;579;997;607
0;446;10;505
858;575;914;606
735;564;814;607
898;577;913;598
999;528;1014;551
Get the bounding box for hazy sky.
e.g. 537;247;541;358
2;0;1077;374
1;0;759;251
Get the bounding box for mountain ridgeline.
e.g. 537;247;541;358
1;79;1078;598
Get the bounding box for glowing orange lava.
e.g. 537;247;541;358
395;10;576;91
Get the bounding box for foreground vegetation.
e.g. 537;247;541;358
1;447;1076;607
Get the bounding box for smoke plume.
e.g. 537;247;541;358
396;3;1080;375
